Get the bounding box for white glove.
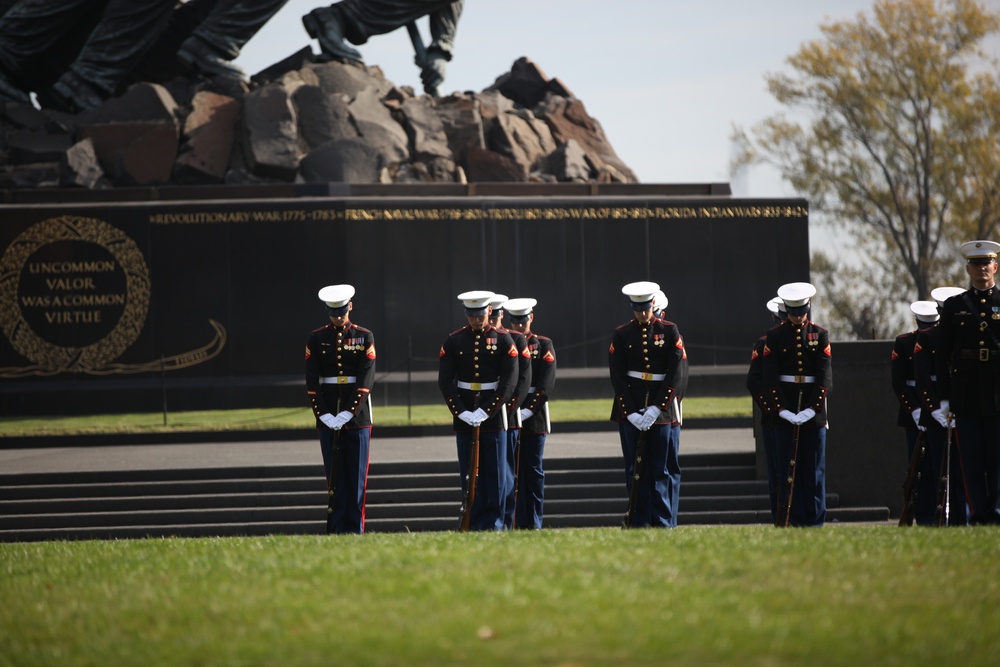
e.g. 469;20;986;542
519;408;534;420
911;408;921;428
627;412;645;429
779;410;797;424
794;408;816;425
458;410;476;426
470;408;490;426
319;413;338;429
637;406;661;431
331;410;354;430
931;400;953;428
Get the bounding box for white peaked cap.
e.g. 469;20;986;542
910;300;939;323
930;286;964;306
318;284;355;308
622;281;660;304
652;290;668;311
960;240;1000;259
776;282;816;308
505;298;537;316
487;293;509;309
458;290;495;310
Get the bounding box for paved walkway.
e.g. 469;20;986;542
0;428;756;475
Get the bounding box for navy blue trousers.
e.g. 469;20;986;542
514;431;546;529
954;415;1000;525
771;425;826;527
619;422;681;528
456;429;506;531
903;426;938;526
909;425;970;526
503;428;518;529
319;426;370;534
761;425;780;523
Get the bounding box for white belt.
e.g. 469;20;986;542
779;375;815;384
457;381;498;390
906;380;916;387
528;387;537;393
627;371;666;381
320;376;357;384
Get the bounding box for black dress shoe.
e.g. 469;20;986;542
45;75;104;114
302;7;364;63
177;36;246;79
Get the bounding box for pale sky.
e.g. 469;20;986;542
234;0;890;196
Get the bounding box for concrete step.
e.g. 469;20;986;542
0;452;890;541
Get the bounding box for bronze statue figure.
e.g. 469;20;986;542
302;0;463;96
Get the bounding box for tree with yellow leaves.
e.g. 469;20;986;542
733;0;1000;338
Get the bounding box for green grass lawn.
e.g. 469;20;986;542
1;525;998;667
0;396;751;437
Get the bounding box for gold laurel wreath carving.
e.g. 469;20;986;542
0;216;226;378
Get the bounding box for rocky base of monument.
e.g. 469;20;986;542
0;52;637;190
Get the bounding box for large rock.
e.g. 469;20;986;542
491;108;556;171
299;137;383;183
436;94;485;163
293;86;357;149
241;81;300;181
76;122;178;185
174;91;241;184
68;82;180;186
548;138;593;182
76;82;179;126
464;145;528;182
59;137;107;188
0;54;638;189
535;93;636;183
399;96;452;160
5;131;72;164
348;86;409;160
486;57;563;109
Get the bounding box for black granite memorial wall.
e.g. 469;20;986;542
0;184;809;415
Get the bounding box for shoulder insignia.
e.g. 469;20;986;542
763;344;771;356
305;345;311;360
543;350;555;363
751;347;759;361
609;342;615;354
367;344;376;360
508;344;519;357
439;346;447;358
824;344;832;356
913;341;922;354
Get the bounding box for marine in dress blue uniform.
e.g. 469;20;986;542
913;287;970;525
507;298;557;530
610;281;686;528
487;294;531;530
762;282;831;527
747;297;784;522
892;300;938;525
651;288;687;521
306;284;376;535
439;290;519;531
935;240;1000;525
